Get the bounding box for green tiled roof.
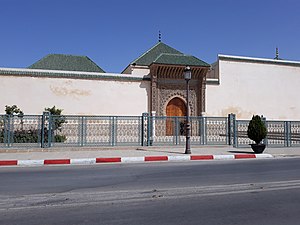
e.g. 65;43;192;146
131;42;183;66
28;54;105;73
153;53;210;67
130;42;209;67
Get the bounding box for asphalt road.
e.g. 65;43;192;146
0;158;300;225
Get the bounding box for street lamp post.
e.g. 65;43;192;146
184;66;191;154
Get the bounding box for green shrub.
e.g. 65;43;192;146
247;115;267;144
0;130;3;143
0;129;66;143
54;134;67;143
45;106;66;132
44;106;67;143
0;129;39;143
1;105;67;144
13;129;39;143
18;130;67;143
5;105;23;116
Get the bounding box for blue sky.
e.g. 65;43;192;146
1;0;299;73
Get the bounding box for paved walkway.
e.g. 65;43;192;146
0;145;299;166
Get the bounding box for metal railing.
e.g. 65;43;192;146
234;120;300;148
1;113;300;148
0;114;43;148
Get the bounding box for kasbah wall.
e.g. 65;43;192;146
0;73;150;115
206;56;300;120
1;55;300;120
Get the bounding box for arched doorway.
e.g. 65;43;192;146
166;97;186;136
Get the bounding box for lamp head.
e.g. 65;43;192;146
184;66;191;81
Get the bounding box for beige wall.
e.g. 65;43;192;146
122;65;150;77
0;74;150;115
3;55;300;120
206;56;300;120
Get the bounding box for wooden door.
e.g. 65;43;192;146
166;97;186;136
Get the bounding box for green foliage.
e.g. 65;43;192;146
0;129;39;143
3;105;24;137
5;105;23;116
45;105;63;115
0;129;66;143
0;105;67;144
247;115;267;144
44;106;67;143
12;129;39;143
0;130;3;143
45;106;66;131
54;134;67;143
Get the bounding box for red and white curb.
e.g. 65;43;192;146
0;154;273;167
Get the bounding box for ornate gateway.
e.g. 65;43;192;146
150;63;208;116
123;41;210;117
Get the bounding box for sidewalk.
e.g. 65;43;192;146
1;145;300;166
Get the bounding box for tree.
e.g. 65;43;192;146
5;105;23;116
44;106;66;142
1;105;24;143
247;115;267;144
44;106;65;131
4;105;24;129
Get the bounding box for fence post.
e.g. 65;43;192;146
232;114;237;147
111;116;117;146
141;113;148;146
49;114;53;148
151;111;156;146
285;121;291;147
202;117;207;145
198;117;201;145
288;121;292;147
261;116;267;146
175;117;179;145
3;115;12;147
147;112;156;146
80;116;86;147
199;116;203;145
228;114;232;146
145;114;150;146
149;115;154;146
41;111;51;148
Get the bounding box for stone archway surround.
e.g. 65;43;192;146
160;88;196;116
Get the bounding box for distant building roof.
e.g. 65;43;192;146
128;42;209;69
131;42;182;66
28;54;105;73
